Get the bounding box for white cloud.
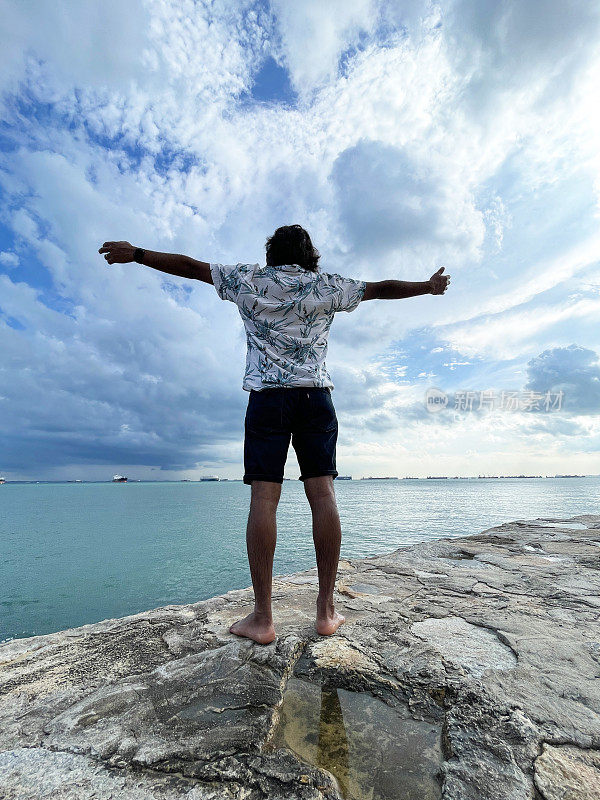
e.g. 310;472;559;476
329;139;485;260
0;0;149;98
440;296;600;361
526;344;600;414
270;0;378;99
0;251;19;268
445;0;600;98
430;234;600;329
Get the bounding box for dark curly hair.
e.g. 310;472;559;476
265;225;320;272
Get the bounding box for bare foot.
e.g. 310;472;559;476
229;611;276;645
316;601;346;636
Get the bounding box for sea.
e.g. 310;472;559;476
1;477;598;643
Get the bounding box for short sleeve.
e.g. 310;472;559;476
210;263;253;303
330;273;367;312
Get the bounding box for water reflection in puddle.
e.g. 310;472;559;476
266;677;443;799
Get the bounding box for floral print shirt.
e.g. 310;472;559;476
210;262;366;391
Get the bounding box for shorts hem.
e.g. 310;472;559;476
244;473;284;485
299;470;339;482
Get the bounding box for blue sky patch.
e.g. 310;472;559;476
243;56;297;106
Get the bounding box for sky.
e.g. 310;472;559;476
0;0;599;481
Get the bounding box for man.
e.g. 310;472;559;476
99;225;450;645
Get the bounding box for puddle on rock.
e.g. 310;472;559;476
266;677;443;800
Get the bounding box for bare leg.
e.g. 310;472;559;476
304;476;346;636
229;480;280;644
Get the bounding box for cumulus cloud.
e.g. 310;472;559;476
269;0;377;99
330;139;484;259
526;344;600;414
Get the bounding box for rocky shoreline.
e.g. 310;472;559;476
1;515;599;799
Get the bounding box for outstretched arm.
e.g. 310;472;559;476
362;266;450;301
98;241;214;284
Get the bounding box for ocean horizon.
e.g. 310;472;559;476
3;474;596;483
2;476;598;644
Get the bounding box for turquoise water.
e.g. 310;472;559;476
1;477;598;643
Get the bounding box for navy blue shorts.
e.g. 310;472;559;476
243;387;338;485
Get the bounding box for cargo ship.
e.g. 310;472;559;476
112;474;128;483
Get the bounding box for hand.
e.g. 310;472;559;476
428;266;450;295
98;241;136;265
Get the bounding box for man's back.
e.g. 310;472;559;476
209;262;366;391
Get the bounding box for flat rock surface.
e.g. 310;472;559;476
1;515;599;799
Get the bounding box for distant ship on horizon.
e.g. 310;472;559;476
0;476;5;484
199;475;220;481
336;475;352;480
360;476;398;480
112;474;128;483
